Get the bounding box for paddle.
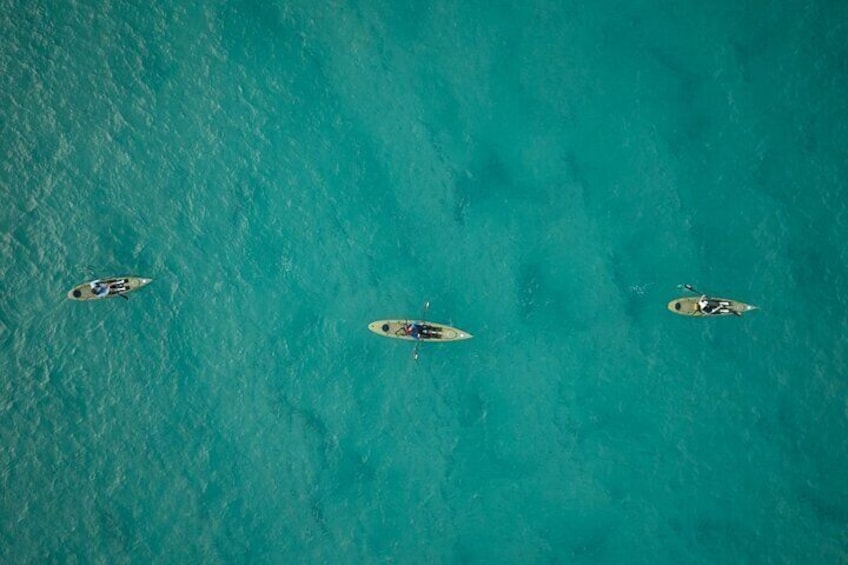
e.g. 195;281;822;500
412;301;430;361
119;293;129;301
682;284;700;295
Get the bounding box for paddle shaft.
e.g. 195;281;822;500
412;301;430;361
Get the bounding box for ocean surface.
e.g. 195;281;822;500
2;1;847;563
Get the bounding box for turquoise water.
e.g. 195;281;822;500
2;1;847;562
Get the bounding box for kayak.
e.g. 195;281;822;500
368;320;473;341
67;276;153;301
667;296;758;317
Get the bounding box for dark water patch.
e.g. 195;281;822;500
452;144;540;226
452;540;477;565
560;150;590;193
447;432;537;489
272;384;378;497
786;237;843;300
98;499;144;560
308;496;330;537
454;147;510;204
367;1;435;45
331;443;376;491
419;78;464;159
645;45;710;150
548;519;612;563
799;483;848;526
453;179;471;226
219;2;325;78
777;395;848;527
282;395;329;440
457;389;488;429
695;516;759;562
608;247;655;324
514;257;596;332
516;261;543;320
212;498;256;563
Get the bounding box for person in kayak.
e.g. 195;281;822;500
698;295;718;315
405;322;445;339
90;280;109;297
405;322;424;339
698;295;743;316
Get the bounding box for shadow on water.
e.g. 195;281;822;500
451;146;518;226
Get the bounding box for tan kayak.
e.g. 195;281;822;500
667;296;758;317
368;320;473;342
67;276;153;301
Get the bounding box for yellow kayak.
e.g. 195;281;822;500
67;276;153;301
667;296;758;317
367;320;473;342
